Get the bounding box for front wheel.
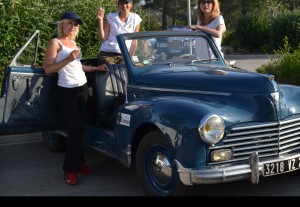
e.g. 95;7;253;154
42;131;66;152
136;130;187;196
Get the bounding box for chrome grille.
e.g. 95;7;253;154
209;117;300;165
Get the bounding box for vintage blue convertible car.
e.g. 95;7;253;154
2;29;300;196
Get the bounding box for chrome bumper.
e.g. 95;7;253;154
175;152;300;185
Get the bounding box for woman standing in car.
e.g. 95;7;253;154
96;0;142;65
190;0;226;57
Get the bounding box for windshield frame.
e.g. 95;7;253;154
117;31;227;79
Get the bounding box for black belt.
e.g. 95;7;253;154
100;51;122;55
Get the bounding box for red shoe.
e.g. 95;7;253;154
65;172;78;185
79;162;94;175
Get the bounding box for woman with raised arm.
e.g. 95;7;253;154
96;0;142;65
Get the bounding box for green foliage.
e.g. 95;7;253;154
0;0;147;76
234;11;271;53
143;0;196;30
257;37;300;85
1;0;299;80
270;9;300;51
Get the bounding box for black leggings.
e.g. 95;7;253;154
56;83;88;172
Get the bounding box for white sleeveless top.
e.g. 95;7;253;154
54;39;87;88
100;12;142;53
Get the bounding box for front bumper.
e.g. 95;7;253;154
175;152;300;185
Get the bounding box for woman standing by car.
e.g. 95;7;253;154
43;11;108;185
189;0;226;57
96;0;142;65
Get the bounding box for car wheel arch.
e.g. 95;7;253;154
135;129;187;196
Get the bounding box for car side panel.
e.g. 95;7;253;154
1;67;65;132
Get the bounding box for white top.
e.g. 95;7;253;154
197;15;226;57
100;12;142;53
54;39;87;88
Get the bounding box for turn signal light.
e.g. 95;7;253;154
211;149;232;162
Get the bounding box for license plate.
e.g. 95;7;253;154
263;157;300;176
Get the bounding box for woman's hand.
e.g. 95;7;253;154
69;49;81;61
188;25;200;31
95;64;109;72
96;7;105;21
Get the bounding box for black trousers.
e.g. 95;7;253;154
56;83;88;172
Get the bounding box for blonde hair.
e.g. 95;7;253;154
57;19;79;40
197;0;220;26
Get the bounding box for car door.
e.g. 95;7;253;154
0;30;65;133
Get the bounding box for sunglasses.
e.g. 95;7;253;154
64;20;79;27
199;0;214;4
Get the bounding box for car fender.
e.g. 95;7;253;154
278;84;300;119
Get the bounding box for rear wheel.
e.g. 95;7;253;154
42;131;66;152
136;130;187;196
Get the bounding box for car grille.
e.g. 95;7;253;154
208;117;300;165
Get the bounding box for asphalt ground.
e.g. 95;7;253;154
225;54;274;72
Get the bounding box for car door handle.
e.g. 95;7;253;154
12;76;19;91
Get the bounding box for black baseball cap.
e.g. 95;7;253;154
59;11;83;25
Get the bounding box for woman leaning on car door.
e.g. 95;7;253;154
189;0;226;57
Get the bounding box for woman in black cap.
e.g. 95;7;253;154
43;11;109;185
190;0;226;57
96;0;142;65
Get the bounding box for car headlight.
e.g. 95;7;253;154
198;114;225;145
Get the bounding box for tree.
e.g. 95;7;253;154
143;0;194;29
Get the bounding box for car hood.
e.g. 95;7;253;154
135;65;277;93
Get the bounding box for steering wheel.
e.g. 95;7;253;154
172;54;200;63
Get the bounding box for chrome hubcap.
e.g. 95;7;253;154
152;153;172;185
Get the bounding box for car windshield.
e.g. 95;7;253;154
124;34;220;70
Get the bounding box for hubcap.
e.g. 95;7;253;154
152;153;172;185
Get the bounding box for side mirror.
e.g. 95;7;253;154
227;60;236;67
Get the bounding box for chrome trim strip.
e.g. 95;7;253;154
280;123;300;131
234;144;278;152
280;117;300;124
280;127;300;137
229;122;278;131
280;146;300;154
280;136;300;145
226;129;278;138
234;147;278;156
223;138;278;147
10;71;51;76
224;136;278;143
127;85;231;96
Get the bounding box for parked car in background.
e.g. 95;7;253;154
2;29;300;196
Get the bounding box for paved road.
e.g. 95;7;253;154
2;132;300;198
225;54;274;72
0;132;144;196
